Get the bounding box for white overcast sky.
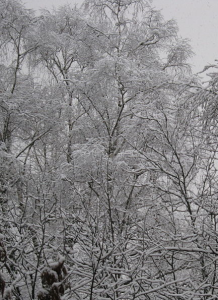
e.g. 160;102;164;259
24;0;218;75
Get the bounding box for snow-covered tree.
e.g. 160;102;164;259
1;0;216;299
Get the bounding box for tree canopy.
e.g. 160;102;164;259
0;0;217;299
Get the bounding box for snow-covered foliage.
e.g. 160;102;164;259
0;0;216;299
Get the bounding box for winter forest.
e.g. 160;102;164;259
1;0;218;299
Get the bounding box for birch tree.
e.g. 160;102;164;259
0;0;212;299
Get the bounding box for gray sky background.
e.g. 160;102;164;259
24;0;218;77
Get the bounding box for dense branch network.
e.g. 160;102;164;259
0;0;217;300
